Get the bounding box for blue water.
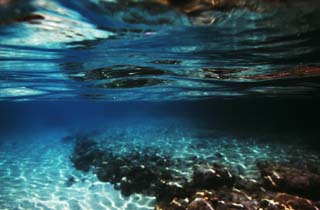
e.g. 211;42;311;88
1;0;320;209
1;0;320;100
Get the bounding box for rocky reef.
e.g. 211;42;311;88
257;161;320;201
70;133;320;210
156;162;320;210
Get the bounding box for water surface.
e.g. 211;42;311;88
1;0;320;100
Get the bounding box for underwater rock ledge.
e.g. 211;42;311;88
70;136;320;210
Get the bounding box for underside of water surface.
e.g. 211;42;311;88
1;0;320;210
1;0;320;100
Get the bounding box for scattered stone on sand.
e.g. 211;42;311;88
65;176;76;187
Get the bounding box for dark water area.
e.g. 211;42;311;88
1;0;320;209
1;98;319;142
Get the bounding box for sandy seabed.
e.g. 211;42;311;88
0;121;319;210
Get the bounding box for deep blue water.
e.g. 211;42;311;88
1;0;320;209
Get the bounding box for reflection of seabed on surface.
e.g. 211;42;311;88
0;0;320;100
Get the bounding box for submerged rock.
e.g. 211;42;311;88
262;192;320;210
192;164;235;189
120;165;158;196
70;134;320;210
154;179;194;203
257;161;320;200
235;176;262;194
65;176;76;187
70;139;103;172
188;198;214;210
71;136;184;198
157;188;320;210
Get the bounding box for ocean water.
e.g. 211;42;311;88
1;0;320;210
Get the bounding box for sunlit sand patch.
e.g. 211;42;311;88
0;129;156;210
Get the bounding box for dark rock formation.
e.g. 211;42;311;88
235;176;262;193
156;189;320;210
70;136;320;210
188;198;214;210
257;161;320;200
71;137;186;198
155;161;320;209
65;176;76;187
262;193;320;210
192;164;235;189
70;139;103;172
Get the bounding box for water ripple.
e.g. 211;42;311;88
0;0;320;100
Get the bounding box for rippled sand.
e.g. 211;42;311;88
0;129;155;210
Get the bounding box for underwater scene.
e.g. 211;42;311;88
1;0;320;209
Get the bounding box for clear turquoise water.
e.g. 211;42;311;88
0;0;320;209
